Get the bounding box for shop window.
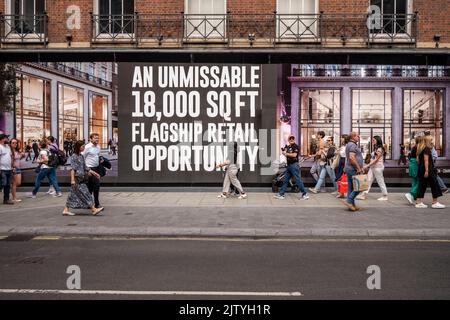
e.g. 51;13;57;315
352;89;392;159
299;89;341;156
58;84;84;147
15;73;51;146
403;89;444;156
90;94;108;148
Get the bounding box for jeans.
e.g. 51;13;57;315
32;167;61;195
88;167;101;208
436;175;447;191
366;167;388;196
314;165;337;190
310;161;320;182
1;170;12;202
346;167;360;206
279;163;307;196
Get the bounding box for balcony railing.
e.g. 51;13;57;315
89;12;417;47
37;62;113;88
0;13;48;45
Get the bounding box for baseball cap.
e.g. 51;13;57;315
0;133;10;140
288;135;295;140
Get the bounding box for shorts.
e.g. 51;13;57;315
13;168;22;175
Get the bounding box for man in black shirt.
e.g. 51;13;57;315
274;135;309;200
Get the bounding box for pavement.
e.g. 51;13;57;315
0;189;449;239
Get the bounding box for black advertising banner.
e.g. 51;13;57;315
118;64;277;184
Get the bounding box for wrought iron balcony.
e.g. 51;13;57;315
0;13;48;45
91;14;136;43
89;12;418;47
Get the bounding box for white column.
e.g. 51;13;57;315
446;86;450;159
392;87;403;160
84;91;90;141
291;84;299;140
341;86;351;134
51;80;58;140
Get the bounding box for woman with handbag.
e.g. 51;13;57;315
62;140;104;216
334;134;349;198
415;135;445;209
10;138;24;202
357;136;389;201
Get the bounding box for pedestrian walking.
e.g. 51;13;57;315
357;136;388;201
0;133;14;205
398;144;407;166
82;133;103;210
342;132;365;212
25;142;32;161
415;135;446;209
309;136;338;194
334;134;349;198
216;142;247;199
32;140;39;163
274;135;309;200
430;142;448;194
405;136;421;205
26;140;62;198
10;138;24;202
309;131;326;184
63;140;104;216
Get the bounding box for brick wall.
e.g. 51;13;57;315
319;0;369;13
414;0;450;45
47;0;92;45
136;0;183;14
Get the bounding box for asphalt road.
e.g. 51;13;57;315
0;238;449;300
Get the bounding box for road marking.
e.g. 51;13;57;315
32;236;61;241
0;289;303;297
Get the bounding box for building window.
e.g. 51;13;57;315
98;0;134;34
58;84;84;147
90;94;108;148
185;0;226;40
352;89;392;159
403;89;444;156
10;0;46;34
370;0;410;35
15;73;51;146
87;63;95;81
277;0;318;39
299;89;341;156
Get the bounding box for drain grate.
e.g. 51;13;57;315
2;234;35;242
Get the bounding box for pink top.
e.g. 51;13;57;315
13;152;22;169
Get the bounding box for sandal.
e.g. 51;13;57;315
62;211;75;216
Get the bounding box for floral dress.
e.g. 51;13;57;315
65;154;94;209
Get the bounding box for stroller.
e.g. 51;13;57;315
271;155;300;193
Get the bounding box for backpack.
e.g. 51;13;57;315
47;149;67;167
326;146;336;159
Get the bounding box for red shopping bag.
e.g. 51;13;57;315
337;173;348;194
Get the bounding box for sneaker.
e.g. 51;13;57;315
46;190;55;195
443;189;449;195
238;193;248;199
217;193;228;199
3;200;14;205
308;188;318;194
13;199;22;203
356;193;366;200
431;202;446;209
301;193;310;200
377;196;388;201
274;194;285;200
331;191;338;195
26;193;36;199
405;193;414;205
92;207;104;216
415;203;428;209
341;199;355;211
53;192;63;197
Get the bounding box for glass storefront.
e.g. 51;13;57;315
352;89;392;159
58;84;84;146
299;89;340;156
90;93;108;148
16;73;51;146
403;89;443;156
